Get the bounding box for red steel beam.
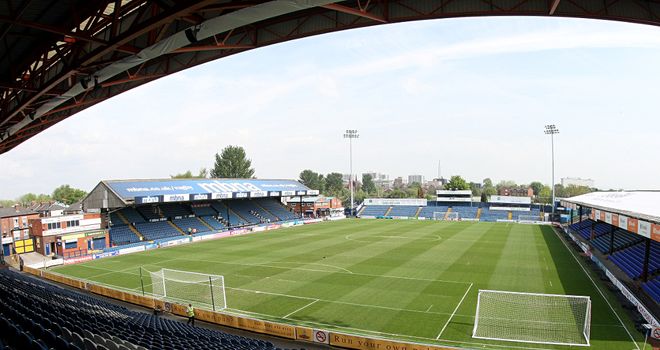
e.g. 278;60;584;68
549;0;561;15
322;3;387;23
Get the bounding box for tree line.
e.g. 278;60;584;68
0;185;88;207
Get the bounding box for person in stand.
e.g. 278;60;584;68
186;303;195;326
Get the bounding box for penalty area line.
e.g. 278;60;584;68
283;299;319;319
436;282;473;339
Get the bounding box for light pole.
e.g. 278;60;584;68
343;129;359;215
544;124;559;215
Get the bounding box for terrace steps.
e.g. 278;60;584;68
254;201;279;220
414;206;423;218
197;217;214;231
476;208;482;219
444;208;452;220
168;221;185;235
383;206;393;216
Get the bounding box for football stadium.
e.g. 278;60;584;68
2;1;660;350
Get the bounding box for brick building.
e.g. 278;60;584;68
1;207;39;256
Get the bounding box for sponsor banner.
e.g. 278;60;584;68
619;215;628;230
652;224;660;243
266;224;282;230
329;332;454;350
252;226;266;232
605;212;612;224
612;213;619;227
118;245;146;255
144;243;158;250
417;217;427;221
233;192;249;199
135;196;161;204
295;327;313;342
296;191;307;196
489;195;531;205
250;191;268;198
489;206;530;212
93;251;119;259
599;210;606;221
268;191;281;197
364;198;427;206
230;229;249;236
313;330;329;344
64;255;93;265
638;220;652;239
392;216;409;220
307;190;320;196
159;237;190;247
191;193;210;201
191;236;204;242
281;190;295;196
211;192;232;199
163;194;189;202
280;222;295;228
42;214;84;224
304;218;323;224
627;217;639;234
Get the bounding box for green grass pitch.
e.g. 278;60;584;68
52;220;644;349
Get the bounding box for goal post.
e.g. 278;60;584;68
472;289;591;347
146;268;227;311
432;212;459;221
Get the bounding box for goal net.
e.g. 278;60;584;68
147;268;227;311
432;212;459;221
472;290;591;346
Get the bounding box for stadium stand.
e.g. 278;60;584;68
643;276;660;303
190;205;217;217
417;206;449;219
0;269;292;350
569;220;610;240
479;208;509;222
228;201;263;225
109;225;141;246
135;221;182;241
199;216;226;231
451;206;478;220
173;217;211;234
210;202;248;227
255;199;298;221
387;206;419;217
160;203;192;218
112;207;146;225
590;229;644;254
610;240;660;279
359;205;390;217
136;206;162;221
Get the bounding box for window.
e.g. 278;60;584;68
13;218;18;229
64;241;77;249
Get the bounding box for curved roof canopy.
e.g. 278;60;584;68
2;0;660;154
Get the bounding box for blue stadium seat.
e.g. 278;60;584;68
0;269;293;350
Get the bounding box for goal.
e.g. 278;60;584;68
432;212;459;221
472;290;591;346
147;268;227;311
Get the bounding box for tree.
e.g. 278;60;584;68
445;175;469;190
52;185;87;205
325;172;344;194
210;146;255;178
538;185;552;204
482;178;497;196
171;168;208;179
496;180;517;193
530;181;544;196
299;170;324;190
562;184;593;198
469;182;482;196
18;193;51;205
361;174;376;194
0;199;15;208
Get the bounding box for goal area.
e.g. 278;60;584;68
432;212;459;221
472;290;591;347
146;268;227;311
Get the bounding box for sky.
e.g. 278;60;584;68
2;16;660;199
